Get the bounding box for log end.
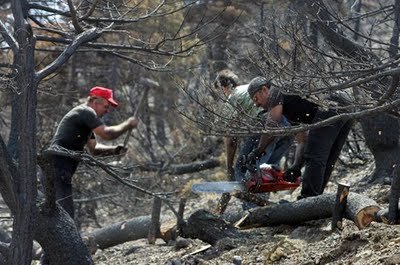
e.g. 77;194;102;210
355;206;381;229
160;220;177;242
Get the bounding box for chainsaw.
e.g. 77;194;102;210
192;163;301;194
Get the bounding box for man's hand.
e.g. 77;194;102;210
238;150;261;173
114;145;128;155
246;149;260;165
283;166;301;182
127;117;140;129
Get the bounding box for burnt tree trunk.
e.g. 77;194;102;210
88;216;167;250
236;193;380;230
34;206;93;265
7;2;37;263
360;115;400;183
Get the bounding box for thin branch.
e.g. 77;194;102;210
67;0;84;33
80;0;100;20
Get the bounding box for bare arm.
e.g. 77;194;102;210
93;117;139;140
86;139;126;156
254;105;283;156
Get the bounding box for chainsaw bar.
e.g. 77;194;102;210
191;181;245;194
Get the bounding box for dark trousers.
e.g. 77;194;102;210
301;110;353;197
52;156;78;219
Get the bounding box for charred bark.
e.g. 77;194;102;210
182;209;240;245
34;205;93;265
88;215;167;250
236;193;380;230
360;115;400;183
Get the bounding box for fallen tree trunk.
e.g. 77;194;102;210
88;215;167;250
182;210;240;245
236;193;380;229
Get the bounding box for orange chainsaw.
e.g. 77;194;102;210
192;164;301;194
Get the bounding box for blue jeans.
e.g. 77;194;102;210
234;116;293;182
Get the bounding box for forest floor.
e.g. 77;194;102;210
0;155;392;264
79;159;400;265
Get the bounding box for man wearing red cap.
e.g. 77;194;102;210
49;86;139;219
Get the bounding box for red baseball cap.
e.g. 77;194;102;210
89;87;118;107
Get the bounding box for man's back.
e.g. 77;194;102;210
51;104;103;151
229;84;263;119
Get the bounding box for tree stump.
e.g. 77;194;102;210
332;183;350;231
148;197;162;244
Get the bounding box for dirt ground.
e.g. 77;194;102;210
0;157;393;264
83;161;400;265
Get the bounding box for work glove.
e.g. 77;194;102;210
239;150;261;173
227;167;235;181
283;166;301;182
114;145;128;155
246;149;259;165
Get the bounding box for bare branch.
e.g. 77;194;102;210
0;20;18;53
79;0;100;21
67;0;84;33
36;27;102;81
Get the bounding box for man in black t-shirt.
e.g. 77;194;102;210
247;76;353;199
49;86;139;219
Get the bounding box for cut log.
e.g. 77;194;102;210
332;183;350;231
182;210;240;245
236;193;380;230
88;215;167;249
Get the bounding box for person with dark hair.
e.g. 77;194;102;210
247;76;353;198
49;86;139;218
214;70;293;185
